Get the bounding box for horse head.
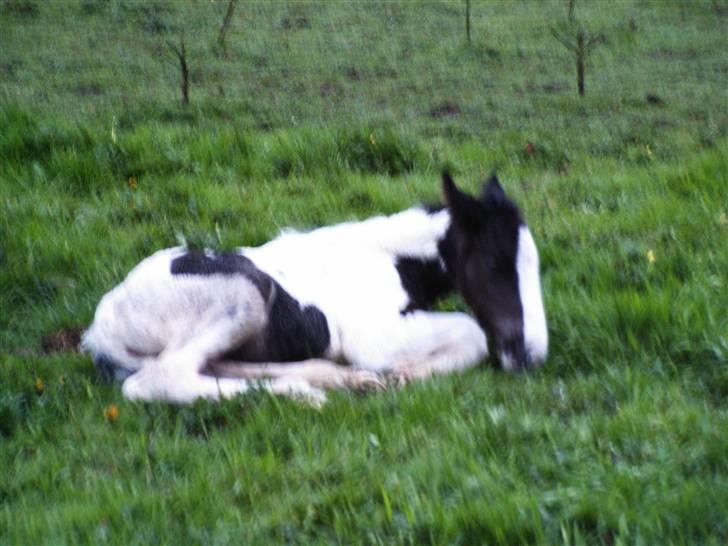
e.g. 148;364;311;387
441;172;548;371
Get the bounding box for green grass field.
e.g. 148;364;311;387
1;1;727;544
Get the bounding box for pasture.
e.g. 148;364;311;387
1;1;727;544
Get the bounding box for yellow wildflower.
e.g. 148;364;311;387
647;249;656;264
104;404;119;423
34;377;44;394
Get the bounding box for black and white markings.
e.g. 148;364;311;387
170;250;331;363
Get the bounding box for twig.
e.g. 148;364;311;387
166;31;189;105
216;0;237;58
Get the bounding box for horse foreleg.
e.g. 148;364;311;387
207;359;385;393
360;311;489;386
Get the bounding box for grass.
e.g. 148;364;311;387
1;1;727;544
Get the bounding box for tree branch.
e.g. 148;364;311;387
165;31;189;105
216;0;237;57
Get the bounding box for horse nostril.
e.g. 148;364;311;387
497;339;529;373
497;352;515;372
498;351;524;372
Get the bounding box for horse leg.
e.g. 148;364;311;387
120;304;325;405
207;359;385;392
356;311;489;385
123;367;326;405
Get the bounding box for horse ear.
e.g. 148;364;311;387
481;173;507;206
442;171;484;230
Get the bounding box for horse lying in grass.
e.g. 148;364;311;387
82;172;548;405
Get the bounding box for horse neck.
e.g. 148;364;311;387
264;206;458;308
387;207;459;308
314;206;458;302
356;206;453;260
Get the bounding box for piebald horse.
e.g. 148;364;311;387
83;173;547;404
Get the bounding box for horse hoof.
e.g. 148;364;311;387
386;370;411;389
346;370;386;392
386;367;433;388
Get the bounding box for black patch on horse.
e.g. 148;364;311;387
171;250;331;362
226;288;330;363
395;256;453;314
171;251;273;297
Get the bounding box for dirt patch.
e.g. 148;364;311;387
280;14;310;30
41;327;83;354
645;93;664;106
1;60;22;76
345;66;362;81
75;83;103;97
653;117;675;128
428;101;461;119
2;1;39;17
541;82;568;94
319;82;342;98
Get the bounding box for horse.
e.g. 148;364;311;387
82;172;548;405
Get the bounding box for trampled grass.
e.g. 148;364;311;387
1;1;727;544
